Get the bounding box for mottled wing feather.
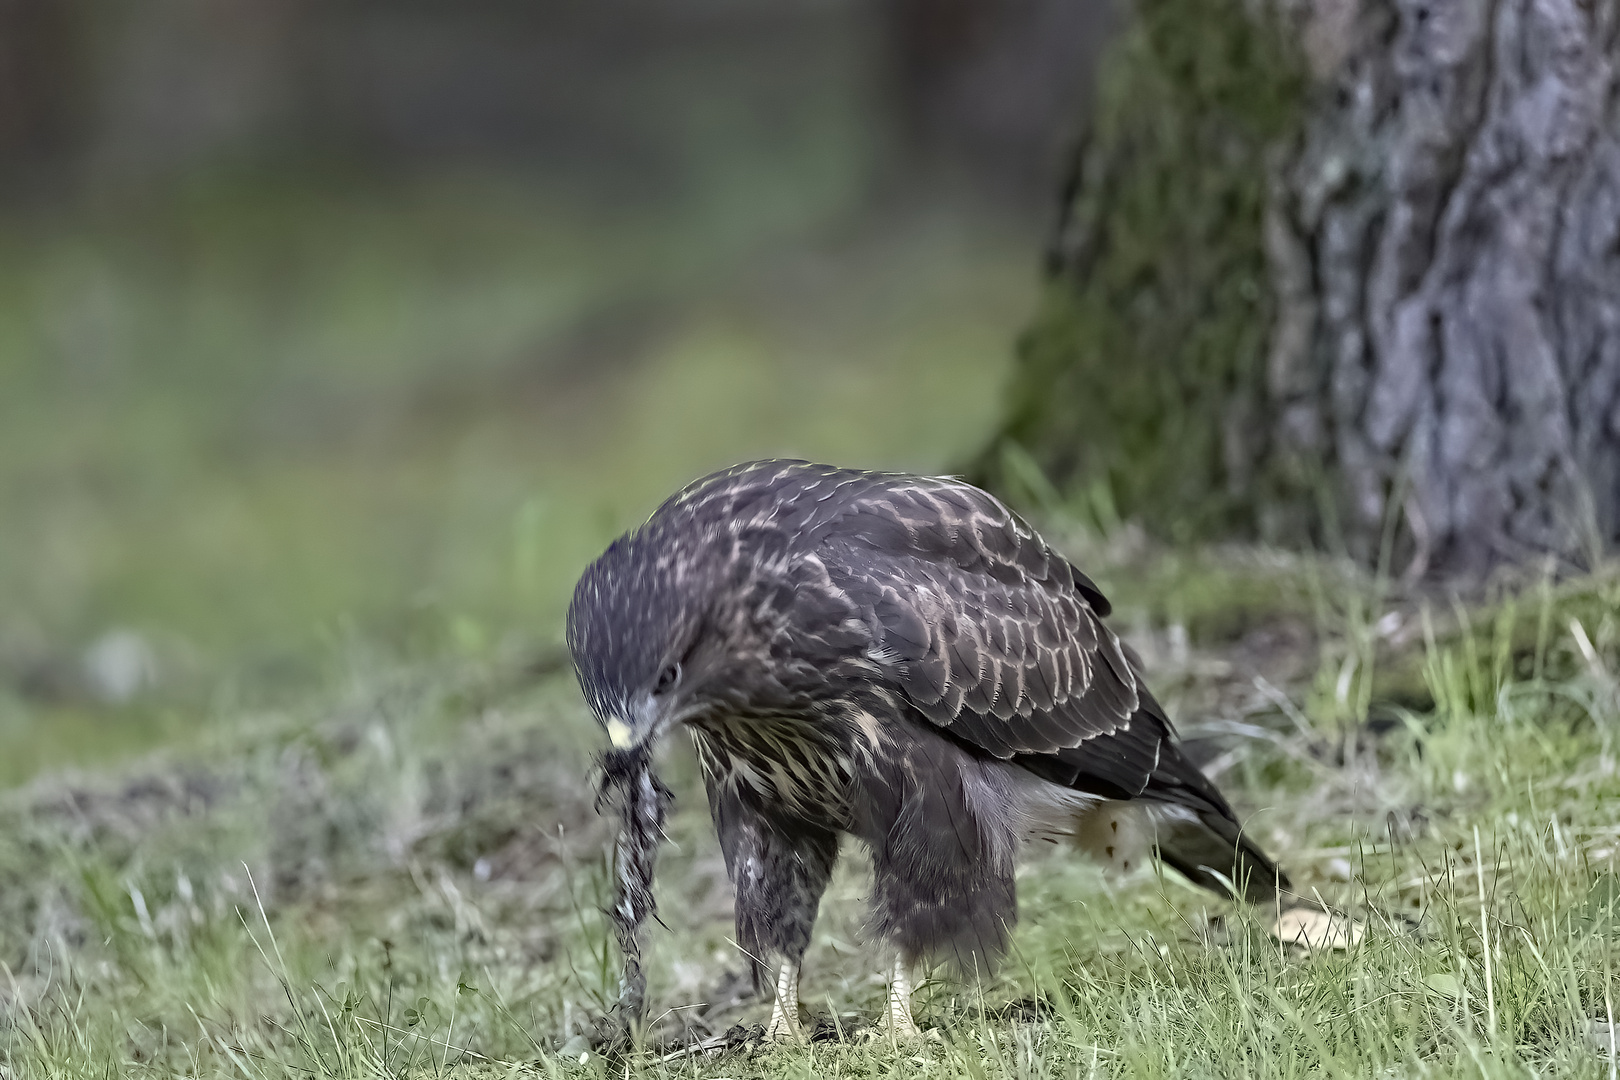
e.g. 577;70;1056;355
646;461;1175;800
810;475;1151;773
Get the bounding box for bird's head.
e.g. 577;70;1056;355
566;526;729;751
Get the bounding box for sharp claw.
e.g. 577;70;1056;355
885;1014;927;1041
765;1016;805;1043
858;1018;938;1044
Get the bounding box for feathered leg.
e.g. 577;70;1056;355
857;736;1019;1043
705;778;839;1042
866;738;1019;973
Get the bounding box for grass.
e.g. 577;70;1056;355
3;539;1619;1078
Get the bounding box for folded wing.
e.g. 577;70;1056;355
813;477;1172;797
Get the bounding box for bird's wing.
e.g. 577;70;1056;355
810;476;1164;773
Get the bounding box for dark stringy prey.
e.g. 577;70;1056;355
594;744;671;1028
568;460;1291;1041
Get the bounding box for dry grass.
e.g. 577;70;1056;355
4;548;1619;1079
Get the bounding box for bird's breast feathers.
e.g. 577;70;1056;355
691;715;863;822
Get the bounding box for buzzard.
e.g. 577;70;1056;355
567;460;1289;1040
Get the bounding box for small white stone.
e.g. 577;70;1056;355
1270;907;1363;951
82;629;158;703
1323;857;1354;882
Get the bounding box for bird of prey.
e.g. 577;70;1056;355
567;460;1289;1040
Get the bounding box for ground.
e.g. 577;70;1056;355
3;183;1619;1078
5;537;1620;1078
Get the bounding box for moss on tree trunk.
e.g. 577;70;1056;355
975;0;1306;543
981;0;1620;576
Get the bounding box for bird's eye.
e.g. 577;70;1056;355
654;663;681;695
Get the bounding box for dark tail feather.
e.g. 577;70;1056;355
1153;807;1290;904
1145;741;1291;904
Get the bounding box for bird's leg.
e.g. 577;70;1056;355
883;958;922;1040
764;960;804;1042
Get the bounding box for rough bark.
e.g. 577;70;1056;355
980;0;1620;577
1273;0;1620;574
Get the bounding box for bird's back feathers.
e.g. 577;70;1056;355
629;460;1290;900
662;461;1168;797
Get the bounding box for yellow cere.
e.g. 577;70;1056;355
605;718;635;749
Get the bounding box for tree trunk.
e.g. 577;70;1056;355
0;0;86;188
978;0;1620;577
877;0;1116;198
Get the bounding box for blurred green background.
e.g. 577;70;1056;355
0;0;1112;783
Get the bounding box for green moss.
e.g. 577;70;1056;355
977;0;1306;542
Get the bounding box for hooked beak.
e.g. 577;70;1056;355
602;694;668;750
604;717;637;749
602;694;700;751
